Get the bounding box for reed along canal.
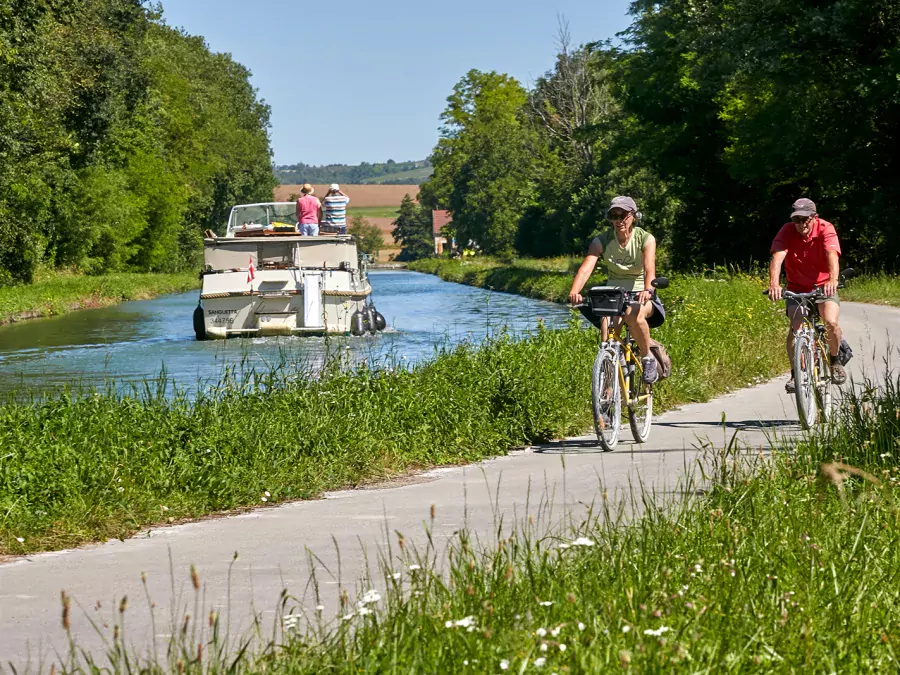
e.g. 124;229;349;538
0;271;572;396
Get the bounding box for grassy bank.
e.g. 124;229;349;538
0;272;200;325
408;257;581;304
0;274;786;554
410;257;900;308
266;375;900;673
841;273;900;307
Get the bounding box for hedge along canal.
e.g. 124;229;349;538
0;270;787;555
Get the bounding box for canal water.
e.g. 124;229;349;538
0;271;572;397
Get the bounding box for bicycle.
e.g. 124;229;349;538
578;277;669;451
766;268;854;430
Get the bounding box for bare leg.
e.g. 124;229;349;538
818;300;842;357
623;301;653;356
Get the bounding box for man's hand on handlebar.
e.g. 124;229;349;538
823;279;838;297
767;284;783;302
637;289;652;305
568;291;583;305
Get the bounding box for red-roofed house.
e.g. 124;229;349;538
432;210;452;255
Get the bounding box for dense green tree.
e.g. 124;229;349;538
422;70;550;256
391;194;432;261
349;215;384;257
0;1;274;284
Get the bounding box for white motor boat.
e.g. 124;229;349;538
193;202;385;339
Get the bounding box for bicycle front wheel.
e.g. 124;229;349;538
592;349;621;451
628;360;653;443
793;331;817;430
815;340;834;423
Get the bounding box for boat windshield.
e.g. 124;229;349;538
227;203;298;233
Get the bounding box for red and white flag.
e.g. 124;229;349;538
247;256;256;284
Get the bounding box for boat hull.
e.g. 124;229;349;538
199;269;370;338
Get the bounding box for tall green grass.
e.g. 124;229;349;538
0;274;786;554
0;272;199;324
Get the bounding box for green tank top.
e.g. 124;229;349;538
595;226;650;291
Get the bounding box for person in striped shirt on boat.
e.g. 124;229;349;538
322;184;351;234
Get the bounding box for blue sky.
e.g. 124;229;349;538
159;0;633;166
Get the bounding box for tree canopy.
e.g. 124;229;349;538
420;3;900;272
0;1;275;284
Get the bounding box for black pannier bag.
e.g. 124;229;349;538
587;286;626;317
838;338;853;366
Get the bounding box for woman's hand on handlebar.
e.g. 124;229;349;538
767;284;783;302
568;290;583;305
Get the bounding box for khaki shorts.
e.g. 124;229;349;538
785;291;839;317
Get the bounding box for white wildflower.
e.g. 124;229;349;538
392;572;401;580
559;643;567;651
264;491;271;497
315;605;325;611
622;625;631;633
357;607;373;616
500;659;509;670
408;564;421;571
578;622;586;631
551;626;561;637
341;613;355;621
571;537;596;547
539;601;553;607
15;537;24;543
534;657;547;667
261;497;268;503
536;627;547;637
360;589;382;605
540;643;548;652
643;626;670;637
445;615;476;629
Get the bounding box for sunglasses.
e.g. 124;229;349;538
791;215;813;224
609;210;631;222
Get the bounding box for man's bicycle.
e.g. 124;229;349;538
578;277;669;451
767;269;854;430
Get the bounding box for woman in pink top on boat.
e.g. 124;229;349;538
295;184;322;235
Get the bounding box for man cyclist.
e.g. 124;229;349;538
568;196;665;384
767;197;846;390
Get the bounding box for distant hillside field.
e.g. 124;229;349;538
273;184;419;207
275;160;431;185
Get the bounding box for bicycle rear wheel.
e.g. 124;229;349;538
592;349;621;451
793;331;817;430
628;357;653;442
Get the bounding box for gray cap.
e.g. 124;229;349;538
791;198;816;218
607;196;638;215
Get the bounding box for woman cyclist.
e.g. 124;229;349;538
567;196;665;383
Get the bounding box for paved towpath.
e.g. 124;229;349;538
1;302;897;671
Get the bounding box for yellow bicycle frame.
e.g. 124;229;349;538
605;321;653;407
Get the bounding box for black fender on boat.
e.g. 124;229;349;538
373;309;386;332
364;306;377;335
193;305;208;341
350;310;366;336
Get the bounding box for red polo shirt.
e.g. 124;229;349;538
771;217;841;292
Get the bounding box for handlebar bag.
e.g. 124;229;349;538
587;286;626;317
838;339;853;366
